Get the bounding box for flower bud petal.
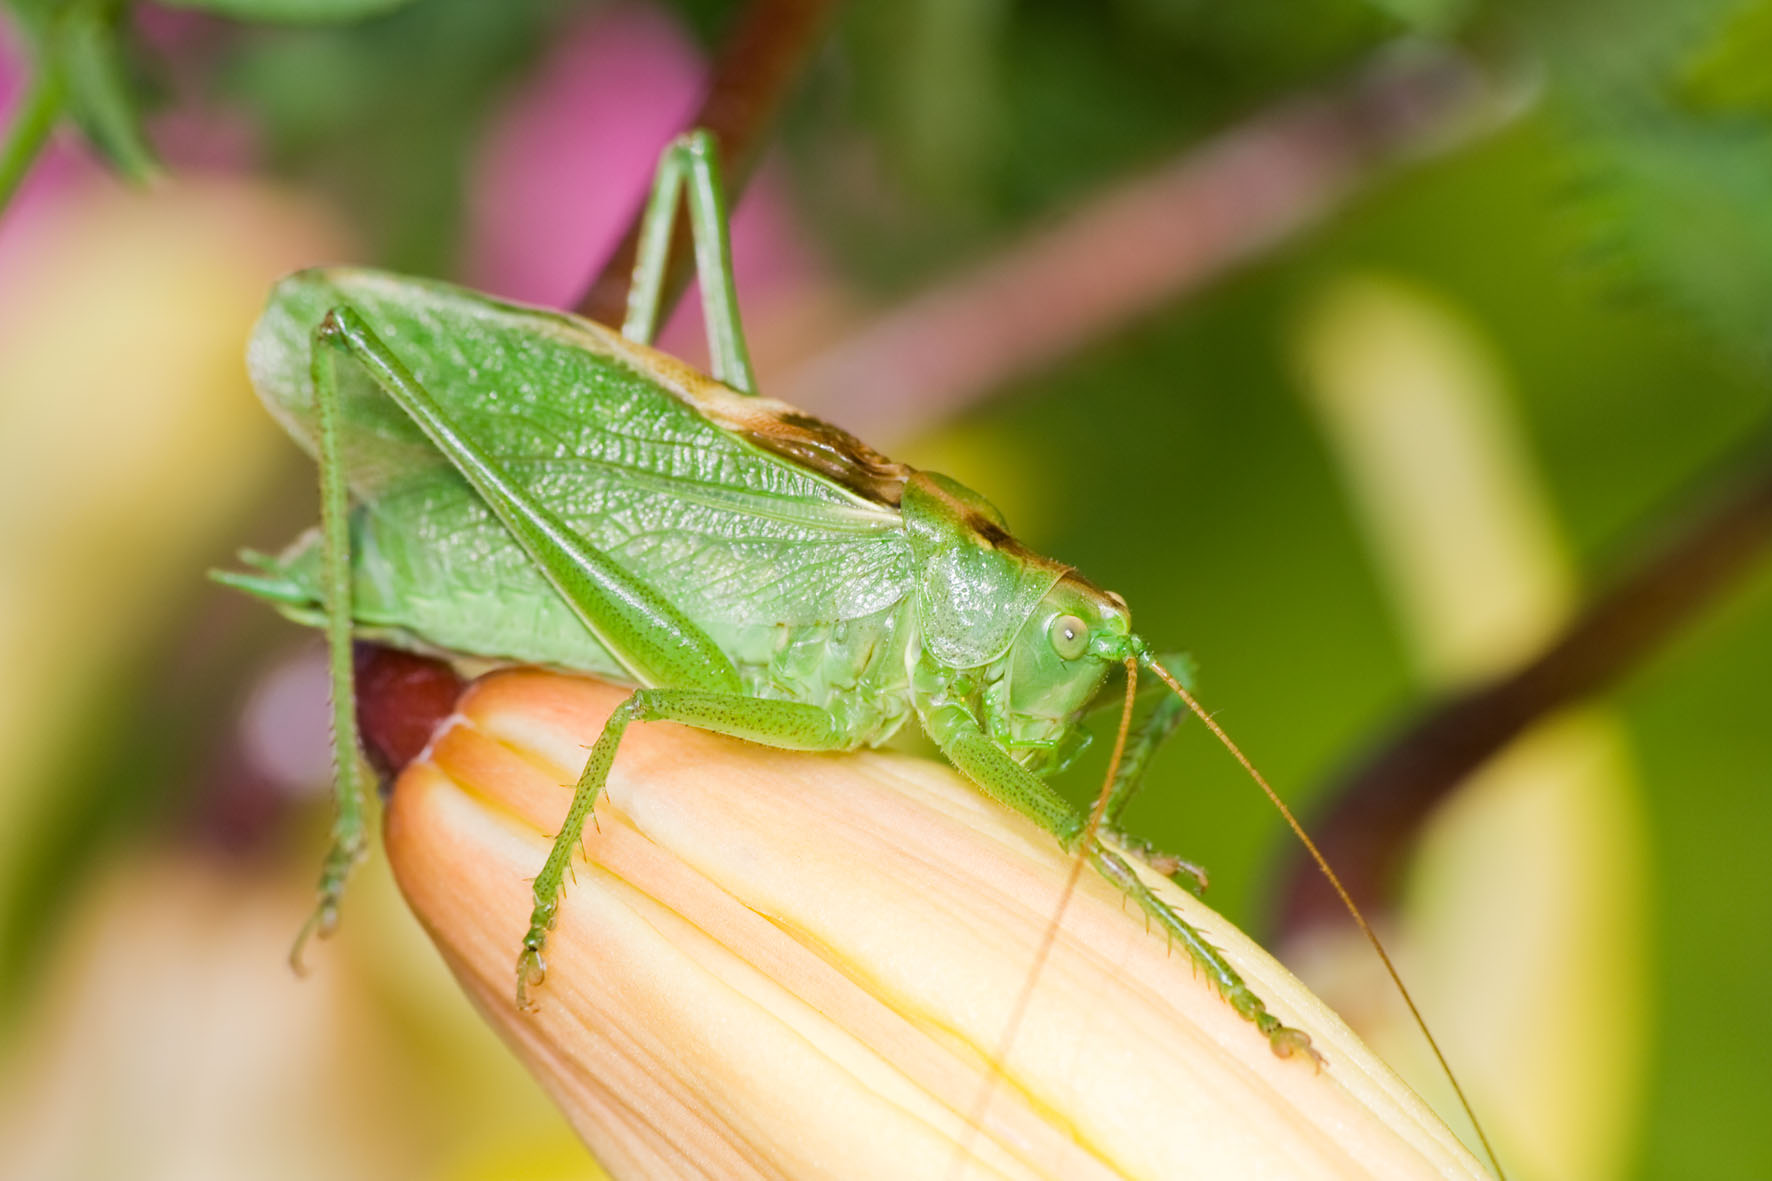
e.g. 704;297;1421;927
388;670;1487;1180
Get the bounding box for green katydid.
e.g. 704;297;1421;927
217;130;1501;1162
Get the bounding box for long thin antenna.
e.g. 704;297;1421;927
948;658;1141;1177
1144;656;1507;1180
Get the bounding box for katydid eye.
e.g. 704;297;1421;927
1049;614;1089;660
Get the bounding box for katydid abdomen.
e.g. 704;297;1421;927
236;267;919;743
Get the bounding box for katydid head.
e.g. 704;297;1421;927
900;470;1149;770
995;573;1136;773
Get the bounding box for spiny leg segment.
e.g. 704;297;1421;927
1083;674;1314;1062
1074;651;1309;1051
518;689;848;1008
1091;845;1318;1063
920;657;1314;1060
291;314;374;970
948;654;1317;1178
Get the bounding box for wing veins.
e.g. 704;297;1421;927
499;454;901;536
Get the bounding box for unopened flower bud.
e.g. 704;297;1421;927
387;669;1487;1179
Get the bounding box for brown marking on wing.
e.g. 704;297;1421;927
549;309;1121;621
971;517;1013;549
735;411;913;507
552;317;914;508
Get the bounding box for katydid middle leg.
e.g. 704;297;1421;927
517;688;850;1007
307;307;854;1009
922;684;1315;1060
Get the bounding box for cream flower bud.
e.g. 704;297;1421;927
386;670;1487;1180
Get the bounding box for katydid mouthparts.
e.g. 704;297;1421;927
214;129;1503;1177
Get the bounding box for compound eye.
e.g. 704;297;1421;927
1048;613;1089;660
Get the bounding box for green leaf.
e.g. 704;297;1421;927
155;0;424;24
53;0;158;183
1360;0;1469;36
1563;112;1772;368
1530;0;1772;372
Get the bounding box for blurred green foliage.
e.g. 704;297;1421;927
2;1;1770;1177
803;0;1395;282
210;0;572;269
161;0;424;21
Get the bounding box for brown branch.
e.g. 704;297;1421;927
573;0;837;325
1276;443;1772;935
774;47;1502;442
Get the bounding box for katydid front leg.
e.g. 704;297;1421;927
1090;847;1320;1064
1100;665;1209;895
917;671;1316;1061
517;689;849;1008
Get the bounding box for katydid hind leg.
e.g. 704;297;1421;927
622;129;758;394
297;302;746;966
291;322;373;970
518;689;848;1008
314;305;740;698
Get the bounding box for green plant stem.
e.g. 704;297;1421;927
0;68;63;216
